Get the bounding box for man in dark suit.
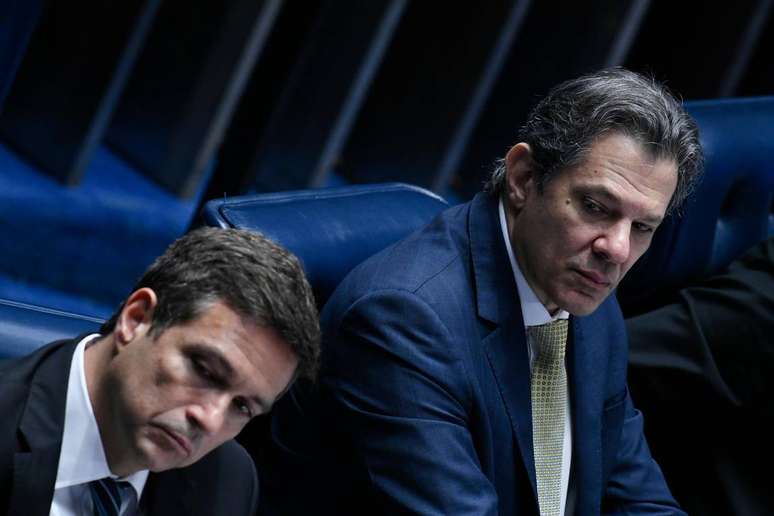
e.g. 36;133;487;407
0;227;321;516
265;68;703;515
627;236;774;516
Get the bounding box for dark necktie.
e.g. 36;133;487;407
88;478;133;516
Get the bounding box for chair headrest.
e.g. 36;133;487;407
203;183;449;304
0;298;102;359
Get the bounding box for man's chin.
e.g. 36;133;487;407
136;432;193;473
556;289;606;316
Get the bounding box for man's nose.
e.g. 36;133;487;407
187;394;231;435
593;221;631;265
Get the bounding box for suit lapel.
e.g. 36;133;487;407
567;315;606;515
469;193;537;495
8;341;77;516
10;447;61;516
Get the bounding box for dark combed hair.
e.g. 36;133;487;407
101;227;321;380
484;67;704;214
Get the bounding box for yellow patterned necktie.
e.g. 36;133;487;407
529;319;568;516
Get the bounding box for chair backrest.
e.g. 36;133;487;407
618;96;774;314
202;183;449;305
0;298;102;359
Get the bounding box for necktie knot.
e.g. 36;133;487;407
528;319;568;363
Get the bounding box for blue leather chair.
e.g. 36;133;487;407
618;96;774;315
202;182;449;305
0;298;101;359
0;183;448;361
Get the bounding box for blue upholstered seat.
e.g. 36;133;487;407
0;183;447;360
0;298;101;359
203;182;449;305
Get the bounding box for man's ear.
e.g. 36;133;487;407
114;288;158;348
504;142;535;210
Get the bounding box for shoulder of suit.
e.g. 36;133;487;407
335;208;471;302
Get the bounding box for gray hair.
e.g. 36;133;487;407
101;227;321;381
484;67;703;214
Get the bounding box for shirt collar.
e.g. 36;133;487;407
55;334;149;500
498;198;569;326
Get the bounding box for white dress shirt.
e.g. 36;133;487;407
50;334;148;516
499;199;573;516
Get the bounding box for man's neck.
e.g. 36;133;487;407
500;197;562;317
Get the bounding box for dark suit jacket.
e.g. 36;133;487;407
627;236;774;516
266;193;681;515
0;337;258;516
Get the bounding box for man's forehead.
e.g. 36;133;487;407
549;134;676;210
568;133;675;180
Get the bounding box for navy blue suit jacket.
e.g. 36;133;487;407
268;193;681;515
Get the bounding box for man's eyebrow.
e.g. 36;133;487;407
583;185;664;225
637;213;664;226
189;344;234;382
583;184;620;204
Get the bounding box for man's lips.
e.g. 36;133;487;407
573;268;611;288
152;423;193;456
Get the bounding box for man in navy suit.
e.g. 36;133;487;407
0;228;321;515
266;68;704;515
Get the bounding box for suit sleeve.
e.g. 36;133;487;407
321;288;498;515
